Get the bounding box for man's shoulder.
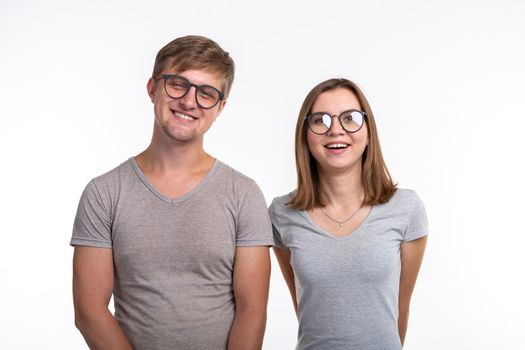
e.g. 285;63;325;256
88;158;133;191
214;160;258;188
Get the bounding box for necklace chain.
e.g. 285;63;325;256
320;203;364;227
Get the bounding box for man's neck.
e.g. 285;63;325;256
136;133;213;175
134;141;215;200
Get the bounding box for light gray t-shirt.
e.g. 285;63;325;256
269;188;428;350
71;158;274;350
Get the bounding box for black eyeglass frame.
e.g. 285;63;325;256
155;74;225;109
305;109;367;135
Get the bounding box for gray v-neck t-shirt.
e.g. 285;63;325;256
269;189;428;350
71;158;274;350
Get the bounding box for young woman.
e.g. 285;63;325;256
270;78;428;350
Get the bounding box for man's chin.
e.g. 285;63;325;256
163;126;199;143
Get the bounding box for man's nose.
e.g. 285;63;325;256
179;86;197;109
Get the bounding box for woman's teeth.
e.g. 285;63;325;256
325;143;349;149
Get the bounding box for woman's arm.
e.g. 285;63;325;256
398;236;427;346
273;247;298;315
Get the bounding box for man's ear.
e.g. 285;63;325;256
147;78;156;102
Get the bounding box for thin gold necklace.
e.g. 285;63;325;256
320;202;364;227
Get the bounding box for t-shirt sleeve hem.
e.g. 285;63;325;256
272;241;289;251
403;231;428;243
70;237;113;248
235;238;275;247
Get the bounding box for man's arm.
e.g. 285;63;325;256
73;246;133;350
398;236;427;346
227;246;271;350
273;247;298;315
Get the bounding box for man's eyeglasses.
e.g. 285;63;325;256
155;74;225;109
305;109;366;135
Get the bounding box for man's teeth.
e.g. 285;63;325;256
174;112;195;120
326;143;349;149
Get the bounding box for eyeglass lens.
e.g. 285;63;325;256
309;110;364;134
164;75;221;108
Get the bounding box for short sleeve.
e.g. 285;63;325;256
403;191;428;242
268;200;289;251
235;180;275;247
70;180;113;248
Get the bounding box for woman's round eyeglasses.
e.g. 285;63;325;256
305;109;366;135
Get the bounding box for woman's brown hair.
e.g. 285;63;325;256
287;78;396;210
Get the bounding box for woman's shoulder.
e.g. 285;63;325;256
384;188;426;216
391;188;420;202
390;189;428;240
269;191;297;218
271;191;295;206
380;188;424;211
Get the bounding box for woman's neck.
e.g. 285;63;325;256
318;165;365;208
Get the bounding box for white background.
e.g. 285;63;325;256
1;0;524;349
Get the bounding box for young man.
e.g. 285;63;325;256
71;35;274;350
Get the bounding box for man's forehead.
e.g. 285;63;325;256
166;60;216;76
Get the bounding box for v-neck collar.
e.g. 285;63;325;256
129;157;220;205
300;205;376;242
